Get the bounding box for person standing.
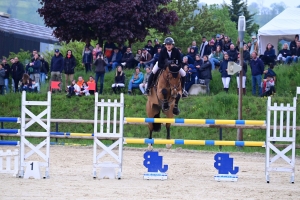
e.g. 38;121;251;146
11;57;24;92
250;51;264;96
94;54;108;94
50;49;64;92
30;54;41;92
219;53;231;93
40;55;49;84
82;46;93;73
0;63;5;94
64;50;76;92
1;58;11;94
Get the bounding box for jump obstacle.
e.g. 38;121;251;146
0;88;298;183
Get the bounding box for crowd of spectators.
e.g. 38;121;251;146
1;34;300;97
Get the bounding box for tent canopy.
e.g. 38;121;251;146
258;8;300;55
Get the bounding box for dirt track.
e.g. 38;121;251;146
0;146;299;200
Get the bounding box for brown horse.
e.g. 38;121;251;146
146;65;182;149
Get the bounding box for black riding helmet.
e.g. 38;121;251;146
164;37;175;45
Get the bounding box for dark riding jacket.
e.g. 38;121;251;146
158;47;182;69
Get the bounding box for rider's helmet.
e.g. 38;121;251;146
164;37;175;45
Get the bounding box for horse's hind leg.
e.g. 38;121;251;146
173;94;181;115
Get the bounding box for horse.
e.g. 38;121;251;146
146;64;182;149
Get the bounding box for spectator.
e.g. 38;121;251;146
66;80;81;97
290;34;299;63
184;64;197;93
250;35;258;55
247;42;252;51
118;44;128;55
106;47;122;72
178;48;184;61
50;49;64;92
64;50;76;92
194;54;203;72
139;48;152;69
112;66;125;94
139;66;151;94
182;56;189;66
250;51;264;96
219;53;231;93
190;41;199;54
87;76;95;95
263;63;276;81
210;45;223;70
214;34;223;51
187;47;197;62
29;53;41;92
1;58;11;94
227;44;238;62
77;76;84;88
121;47;134;69
94;54;107;94
82;39;94;56
133;49;142;68
80;82;90;96
208;40;215;54
82;46;93;73
0;63;5;94
94;43;103;58
11;57;25;93
277;43;292;65
243;44;251;64
151;47;161;68
9;58;15;92
236;54;247;95
19;73;31;92
223;36;231;52
31;49;38;61
153;39;162;55
262;43;276;65
40;55;49;84
198;55;212;94
199;36;210;58
297;41;300;60
261;73;275;97
144;40;154;56
104;40;116;60
128;66;143;95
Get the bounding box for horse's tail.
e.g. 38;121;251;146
153;112;161;132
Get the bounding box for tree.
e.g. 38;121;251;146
38;0;178;45
227;0;259;36
270;2;286;15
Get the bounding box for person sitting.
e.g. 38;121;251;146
223;36;232;52
243;44;251;64
66;79;81;97
139;67;151;94
144;40;154;56
19;73;31;92
194;54;203;73
138;48;152;69
112;66;125;94
87;76;95;95
261;73;275;97
128;66;143;95
184;64;197;94
227;44;238;62
77;76;84;88
121;47;134;69
262;43;276;65
187;47;196;63
208;39;215;54
133;49;142;69
81;82;90;96
263;63;276;94
106;47;122;72
209;45;223;70
146;47;161;69
277;43;292;64
214;34;223;51
198;55;212;94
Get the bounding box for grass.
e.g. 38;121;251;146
1;63;300;154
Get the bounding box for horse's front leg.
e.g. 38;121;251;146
173;93;181;115
148;123;154;151
161;88;169;111
166;123;172;149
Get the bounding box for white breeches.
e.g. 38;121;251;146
236;76;246;88
222;77;231;88
152;61;186;77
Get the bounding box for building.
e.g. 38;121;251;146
0;12;59;59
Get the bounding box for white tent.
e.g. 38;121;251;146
258;8;300;55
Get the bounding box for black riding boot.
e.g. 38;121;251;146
144;72;154;96
112;87;116;94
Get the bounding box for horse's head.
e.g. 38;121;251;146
157;65;182;105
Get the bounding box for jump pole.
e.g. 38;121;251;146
124;138;264;147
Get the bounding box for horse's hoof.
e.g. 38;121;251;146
173;107;180;115
147;144;153;151
166;144;172;149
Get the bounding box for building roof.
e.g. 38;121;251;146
0;15;59;43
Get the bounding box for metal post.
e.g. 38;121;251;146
55;122;58;143
1;122;3;140
219;128;223;151
237;16;246;142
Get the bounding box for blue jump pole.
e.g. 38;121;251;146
0;129;19;134
0;140;19;146
0;117;19;123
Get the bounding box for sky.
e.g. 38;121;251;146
202;0;299;8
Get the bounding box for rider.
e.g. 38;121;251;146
144;37;187;96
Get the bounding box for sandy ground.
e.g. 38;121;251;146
0;146;299;200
